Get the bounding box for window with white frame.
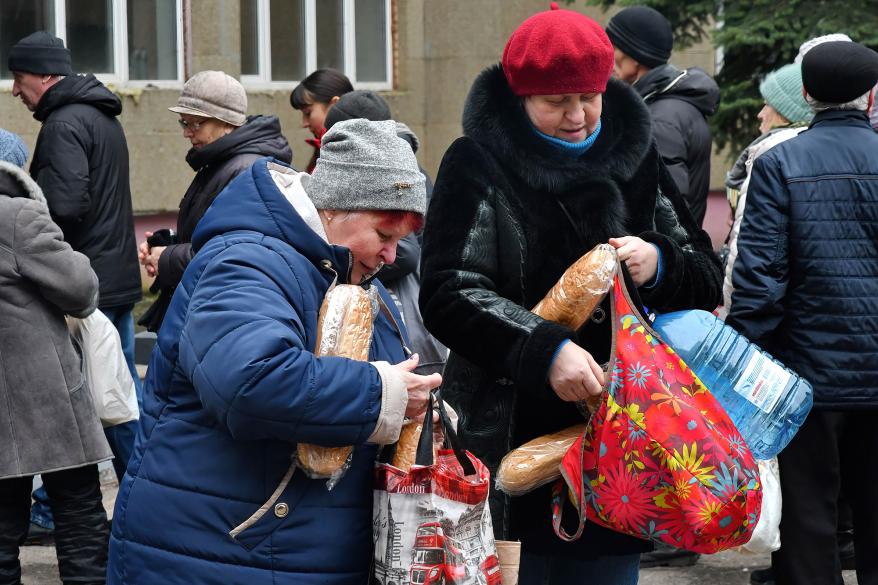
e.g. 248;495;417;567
0;0;182;84
240;0;392;89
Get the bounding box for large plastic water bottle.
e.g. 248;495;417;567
651;310;812;460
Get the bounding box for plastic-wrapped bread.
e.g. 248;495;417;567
495;423;587;496
297;285;373;479
393;401;461;472
532;243;616;414
391;421;423;472
531;243;617;330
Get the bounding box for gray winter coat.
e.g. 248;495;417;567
0;161;111;479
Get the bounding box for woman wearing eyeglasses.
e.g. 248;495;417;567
137;70;292;332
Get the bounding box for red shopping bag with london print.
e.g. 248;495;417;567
373;395;502;585
552;264;762;554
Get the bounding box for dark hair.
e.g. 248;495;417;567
290;69;354;109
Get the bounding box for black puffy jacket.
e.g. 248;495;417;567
634;64;719;226
30;74;141;309
419;64;722;558
139;115;292;331
727;110;878;410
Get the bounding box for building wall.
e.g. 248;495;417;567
0;0;728;218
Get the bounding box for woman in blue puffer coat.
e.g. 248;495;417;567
107;119;440;584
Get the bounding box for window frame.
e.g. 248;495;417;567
0;0;184;88
240;0;393;90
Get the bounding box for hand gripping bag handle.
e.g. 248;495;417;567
413;393;476;476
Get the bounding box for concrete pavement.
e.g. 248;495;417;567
20;480;859;584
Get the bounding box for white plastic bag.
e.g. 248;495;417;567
742;458;782;553
67;310;139;427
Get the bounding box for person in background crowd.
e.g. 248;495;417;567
323;90;447;375
138;70;293;332
0;129;111;585
795;33;853;63
606;6;720;227
727;41;878;585
323;90;436;210
289;68;353;172
871;81;878;131
419;5;722;584
108;120;441;583
721;63;813;318
737;34;857;585
7;31;142;544
721;64;813;585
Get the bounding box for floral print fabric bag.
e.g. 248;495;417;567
552;265;762;554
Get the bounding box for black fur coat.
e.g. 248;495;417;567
419;64;722;557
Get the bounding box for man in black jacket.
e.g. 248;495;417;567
728;41;878;585
8;32;142;481
606;6;719;227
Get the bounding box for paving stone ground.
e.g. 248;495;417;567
20;481;858;584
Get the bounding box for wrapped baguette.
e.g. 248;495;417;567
391;421;423;472
531;243;617;330
496;423;587;496
393;401;461;472
297;285;373;479
502;247;614;495
532;243;616;414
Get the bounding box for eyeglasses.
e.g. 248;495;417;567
177;118;206;131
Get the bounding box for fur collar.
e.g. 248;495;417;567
462;64;653;194
0;161;46;203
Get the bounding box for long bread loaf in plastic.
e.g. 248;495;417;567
531;243;616;414
495;423;587;496
500;245;616;495
296;285;373;478
531;243;616;330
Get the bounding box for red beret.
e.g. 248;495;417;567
502;3;614;96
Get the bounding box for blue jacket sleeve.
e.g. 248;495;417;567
726;154;790;345
177;242;383;444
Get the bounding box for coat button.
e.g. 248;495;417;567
274;502;289;518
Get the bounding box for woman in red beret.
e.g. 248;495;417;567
419;4;722;584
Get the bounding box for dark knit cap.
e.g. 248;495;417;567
606;6;673;68
802;41;878;104
503;3;614;96
324;90;392;130
7;31;73;76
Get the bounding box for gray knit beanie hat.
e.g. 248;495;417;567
308;119;426;215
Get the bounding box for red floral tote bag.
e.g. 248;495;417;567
552;265;762;554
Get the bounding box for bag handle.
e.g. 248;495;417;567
413;393;476;476
551;260;641;543
618;261;650;322
551;408;594;542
